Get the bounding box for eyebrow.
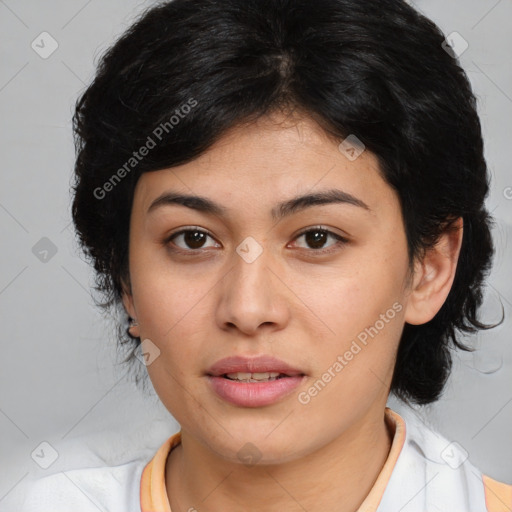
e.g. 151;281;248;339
147;188;371;221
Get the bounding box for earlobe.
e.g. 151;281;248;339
404;217;463;326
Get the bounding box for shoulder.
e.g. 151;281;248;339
20;459;146;512
379;408;511;512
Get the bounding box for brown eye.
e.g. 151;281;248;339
166;228;219;252
292;227;348;253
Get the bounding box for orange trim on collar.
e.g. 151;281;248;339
355;407;407;511
482;474;512;512
140;431;181;512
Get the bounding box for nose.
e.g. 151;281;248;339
215;242;291;337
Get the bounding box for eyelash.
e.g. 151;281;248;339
163;225;349;256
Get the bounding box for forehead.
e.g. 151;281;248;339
133;113;395;219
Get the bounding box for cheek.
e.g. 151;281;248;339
298;261;406;342
130;250;214;340
135;272;211;401
293;249;407;396
297;273;405;417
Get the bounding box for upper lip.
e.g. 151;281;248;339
206;355;305;377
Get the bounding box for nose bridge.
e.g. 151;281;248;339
230;235;273;301
216;235;288;333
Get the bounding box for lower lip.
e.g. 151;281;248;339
206;375;306;407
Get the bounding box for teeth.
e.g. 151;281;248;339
225;372;282;381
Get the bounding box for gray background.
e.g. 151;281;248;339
1;0;511;509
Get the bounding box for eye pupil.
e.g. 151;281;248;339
306;230;327;249
185;230;206;249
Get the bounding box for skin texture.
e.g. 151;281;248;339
122;112;463;512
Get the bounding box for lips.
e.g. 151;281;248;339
205;355;307;407
206;355;306;378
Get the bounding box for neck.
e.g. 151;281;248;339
166;407;394;512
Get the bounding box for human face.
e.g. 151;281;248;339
123;112;411;464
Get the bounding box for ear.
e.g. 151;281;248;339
404;217;463;325
121;277;140;338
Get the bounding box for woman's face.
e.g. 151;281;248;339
123;113;413;463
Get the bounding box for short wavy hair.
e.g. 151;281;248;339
71;0;500;405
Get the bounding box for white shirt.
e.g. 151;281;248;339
19;407;512;512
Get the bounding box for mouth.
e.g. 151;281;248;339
205;355;307;407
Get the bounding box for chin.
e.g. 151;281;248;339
206;427;305;466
